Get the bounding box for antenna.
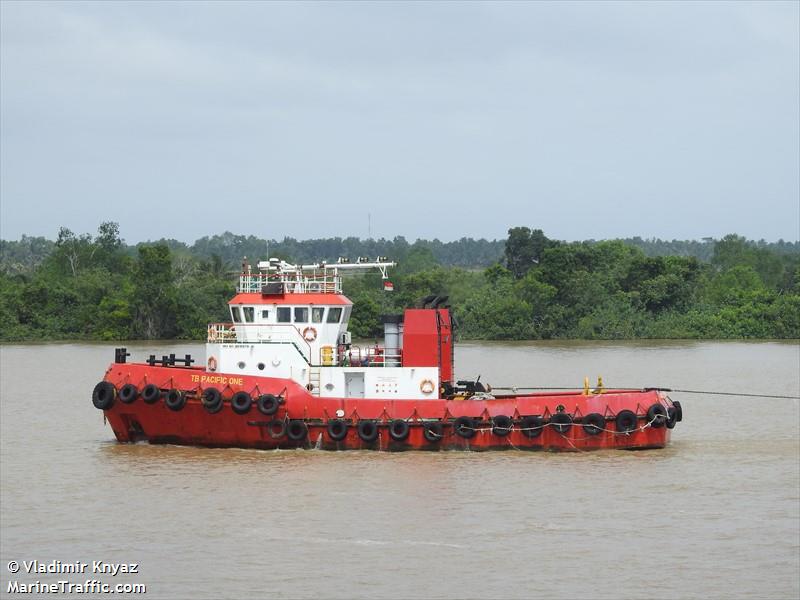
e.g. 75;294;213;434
368;213;371;239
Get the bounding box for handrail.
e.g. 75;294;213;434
207;323;312;363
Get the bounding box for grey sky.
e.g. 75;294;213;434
1;0;798;244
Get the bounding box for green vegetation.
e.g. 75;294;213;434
1;224;798;341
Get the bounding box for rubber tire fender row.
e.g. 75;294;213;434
118;384;138;404
164;389;186;411
357;420;379;443
647;403;668;429
388;419;410;442
519;415;544;439
201;387;223;414
257;394;280;416
615;409;638;434
92;381;116;410
286;420;308;442
550;412;573;435
491;415;513;437
231;391;252;415
141;384;161;404
582;413;605;436
327;419;349;442
453;416;477;439
423;422;444;443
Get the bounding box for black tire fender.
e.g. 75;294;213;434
582;413;605;435
647;403;668;428
519;415;544;439
550;412;573;435
327;419;349;441
257;394;280;415
164;389;186;411
201;388;223;414
357;420;379;443
92;381;116;410
388;419;410;442
231;391;252;415
615;409;638;433
141;384;161;404
118;384;138;404
491;415;513;436
423;422;443;442
286;420;308;441
454;416;477;439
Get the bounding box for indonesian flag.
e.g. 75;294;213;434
383;281;394;292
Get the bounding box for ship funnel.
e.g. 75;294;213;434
381;314;403;367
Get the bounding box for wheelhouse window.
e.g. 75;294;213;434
327;307;343;323
277;307;291;323
312;307;325;323
261;310;269;320
231;307;242;322
243;307;254;323
294;307;309;323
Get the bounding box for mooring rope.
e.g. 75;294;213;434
490;386;799;400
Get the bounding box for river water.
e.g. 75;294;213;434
1;341;798;599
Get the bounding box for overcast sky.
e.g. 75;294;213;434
1;1;798;244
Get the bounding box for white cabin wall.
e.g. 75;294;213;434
318;366;439;400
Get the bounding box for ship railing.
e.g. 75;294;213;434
237;272;342;294
207;323;312;363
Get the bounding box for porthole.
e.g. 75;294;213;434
237;361;246;370
257;362;265;370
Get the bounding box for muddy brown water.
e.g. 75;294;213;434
1;341;798;599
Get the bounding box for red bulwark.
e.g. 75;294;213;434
229;293;352;306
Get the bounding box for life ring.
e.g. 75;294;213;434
165;389;186;411
207;356;217;372
420;379;435;395
92;381;116;410
231;391;252;415
302;327;317;342
388;419;410;442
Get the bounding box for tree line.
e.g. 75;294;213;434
0;224;798;341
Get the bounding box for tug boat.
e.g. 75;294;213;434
92;258;682;451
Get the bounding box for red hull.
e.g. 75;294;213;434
97;363;676;452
